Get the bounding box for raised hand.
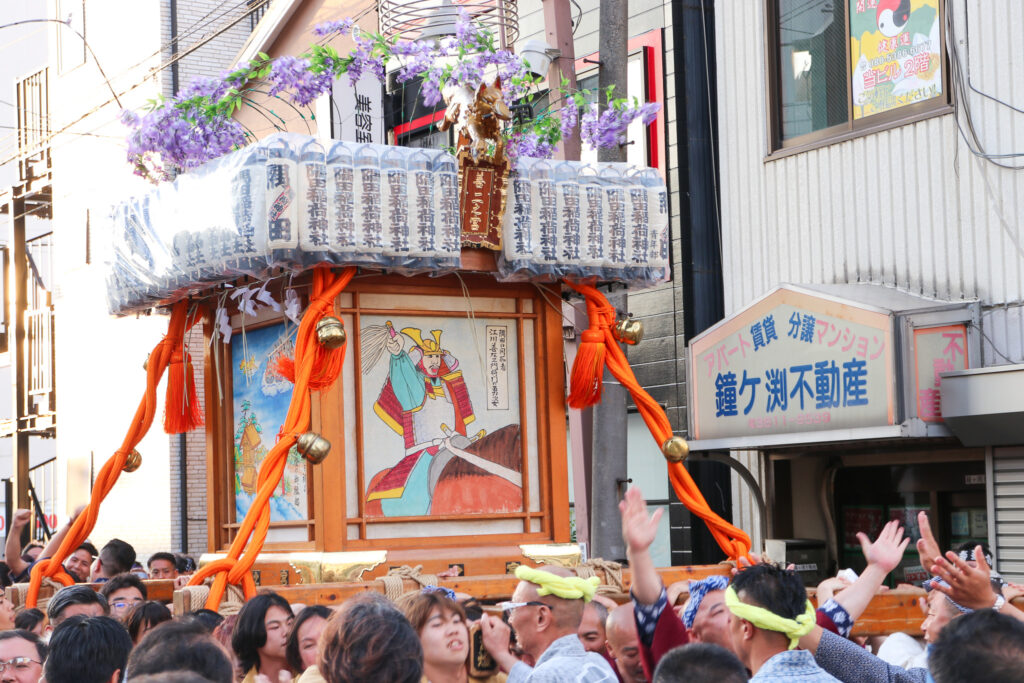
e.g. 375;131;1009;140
859;519;910;573
814;576;852;603
479;613;518;672
11;509;31;529
916;511;942;569
619;486;662;554
929;544;998;610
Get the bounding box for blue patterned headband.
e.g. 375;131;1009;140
682;575;730;629
421;585;457;600
922;577;972;614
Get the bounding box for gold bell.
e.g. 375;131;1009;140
613;318;644;345
123;449;142;473
661;436;689;463
142;354;150;372
296;432;331;465
316;316;347;350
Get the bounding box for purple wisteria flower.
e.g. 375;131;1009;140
580;100;662;149
506;131;554;164
454;9;483;49
181;76;232;101
559;101;578;138
312;18;353;37
120;109;140;127
268;55;333;106
123;93;246;180
346;33;386;87
639;101;661;125
421;66;445;107
391;39;436;84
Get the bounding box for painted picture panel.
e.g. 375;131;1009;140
231;322;309;521
360;313;524;519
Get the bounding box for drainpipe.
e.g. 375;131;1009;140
170;0;179;96
179;433;188;553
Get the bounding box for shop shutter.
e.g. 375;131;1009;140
993;447;1024;582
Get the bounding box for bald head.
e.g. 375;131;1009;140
513;566;585;631
607;604;645;683
606;604;638;648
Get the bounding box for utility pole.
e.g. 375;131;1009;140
543;0;579;161
542;0;591;549
8;190;29;546
589;0;629;561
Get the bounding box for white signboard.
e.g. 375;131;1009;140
689;287;896;441
329;76;384;144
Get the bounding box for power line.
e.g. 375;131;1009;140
0;0;378;169
0;0;275;167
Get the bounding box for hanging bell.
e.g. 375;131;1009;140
142;354;150;372
296;432;331;465
661;436;689;463
316;316;347;350
613;317;644;345
123;449;143;473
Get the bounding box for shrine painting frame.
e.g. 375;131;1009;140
203;271;571;555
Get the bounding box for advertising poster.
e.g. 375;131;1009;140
231;322;308;521
850;0;943;118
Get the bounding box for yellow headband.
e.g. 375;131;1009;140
514;566;600;603
724;585;815;650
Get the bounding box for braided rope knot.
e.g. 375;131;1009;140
378;565;440;602
575;558;625;594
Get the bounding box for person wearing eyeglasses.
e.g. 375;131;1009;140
480;565;617;682
98;573;147;621
0;629;46;683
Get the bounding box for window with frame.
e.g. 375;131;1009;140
767;0;947;154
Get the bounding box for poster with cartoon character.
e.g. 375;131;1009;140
850;0;943;118
360;315;525;518
231;322;309;521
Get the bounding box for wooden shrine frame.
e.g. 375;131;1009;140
202;270;571;569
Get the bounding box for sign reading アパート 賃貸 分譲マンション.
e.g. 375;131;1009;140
689;287;896;441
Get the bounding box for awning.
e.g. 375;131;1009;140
941;364;1024;446
686;283;979;451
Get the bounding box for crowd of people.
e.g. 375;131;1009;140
0;486;1020;682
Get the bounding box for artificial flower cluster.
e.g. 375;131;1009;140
122;10;660;181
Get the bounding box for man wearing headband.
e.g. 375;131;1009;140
727;563;838;681
681;575;730;649
620;487;895;679
480;565;617;681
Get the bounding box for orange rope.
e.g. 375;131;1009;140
564;281;752;563
26;301;200;607
188;266;355;609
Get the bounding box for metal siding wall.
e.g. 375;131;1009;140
717;0;1024;363
993;448;1024;582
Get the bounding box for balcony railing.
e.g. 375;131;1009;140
16;68;50;182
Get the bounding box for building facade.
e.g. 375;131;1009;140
690;0;1024;583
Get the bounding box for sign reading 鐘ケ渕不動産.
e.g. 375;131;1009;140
689;287;896;441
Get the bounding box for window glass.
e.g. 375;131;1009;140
776;0;849;141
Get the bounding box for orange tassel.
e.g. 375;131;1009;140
273;320;346;392
164;349;204;433
568;330;607;408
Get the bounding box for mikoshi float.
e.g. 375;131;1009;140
16;11;926;639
